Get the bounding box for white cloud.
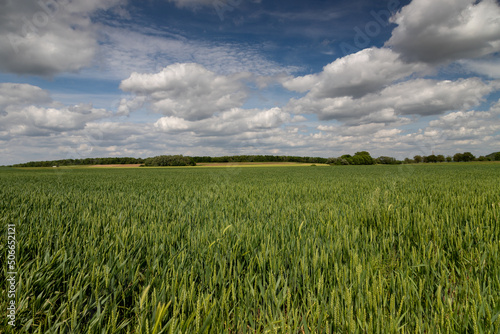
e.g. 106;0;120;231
399;101;500;156
0;83;52;112
374;128;402;138
316;115;412;138
283;48;426;98
426;103;500;140
117;96;147;116
91;25;297;81
287;78;493;121
0;0;125;75
3;99;499;164
351;109;411;127
373;78;492;115
0;83;112;137
120;63;250;120
387;0;500;64
0;104;111;136
318;123;386;136
154;107;290;136
461;59;500;79
154;116;191;132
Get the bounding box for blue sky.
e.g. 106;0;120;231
1;0;499;164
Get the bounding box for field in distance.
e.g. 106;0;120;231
0;164;499;333
85;162;329;167
90;164;143;168
196;161;329;167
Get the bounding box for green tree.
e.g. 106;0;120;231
453;153;463;162
341;154;353;165
353;151;375;165
424;155;438;163
462;152;475;162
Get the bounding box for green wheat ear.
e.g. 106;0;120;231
140;285;151;310
152;301;171;334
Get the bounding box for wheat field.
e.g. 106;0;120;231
1;164;499;333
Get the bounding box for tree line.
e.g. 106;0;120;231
328;151;500;165
411;152;497;163
191;155;328;163
10;151;500;167
143;155;196;166
12;157;145;167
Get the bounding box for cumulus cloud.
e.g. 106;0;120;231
318;123;387;136
371;78;492;116
426;102;500;140
2;100;498;164
116;96;147;116
0;0;125;75
398;100;500;156
155;116;191;132
282;48;426;98
120;63;250;120
387;0;500;64
0;83;52;112
154;107;290;136
0;104;111;137
317;116;411;137
0;83;112;137
287;77;493;121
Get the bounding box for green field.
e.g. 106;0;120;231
1;164;500;333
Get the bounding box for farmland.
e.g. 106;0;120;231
1;164;499;333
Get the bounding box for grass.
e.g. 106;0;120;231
1;164;499;333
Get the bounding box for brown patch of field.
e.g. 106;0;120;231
90;164;142;168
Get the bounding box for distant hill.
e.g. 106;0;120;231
486;152;500;161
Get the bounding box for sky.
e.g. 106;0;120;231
1;0;500;164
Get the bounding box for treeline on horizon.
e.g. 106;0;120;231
191;155;328;163
9;151;500;167
11;157;145;167
328;151;500;165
